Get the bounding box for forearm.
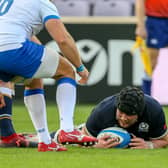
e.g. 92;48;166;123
149;139;168;149
46;20;83;68
31;35;42;45
57;33;83;68
135;0;146;26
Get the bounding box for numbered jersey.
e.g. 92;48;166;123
0;0;60;51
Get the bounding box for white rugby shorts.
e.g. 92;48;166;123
33;47;60;78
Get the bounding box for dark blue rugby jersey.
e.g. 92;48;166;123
86;95;167;140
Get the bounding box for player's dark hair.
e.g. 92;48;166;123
116;86;145;116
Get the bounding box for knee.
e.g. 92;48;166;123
55;60;76;80
25;79;43;89
62;65;76;79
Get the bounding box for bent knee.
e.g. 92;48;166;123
54;57;76;79
60;64;75;79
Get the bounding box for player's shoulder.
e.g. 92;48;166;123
101;95;117;104
143;94;163;116
144;94;161;107
39;0;60;18
97;95;117;109
40;0;57;9
92;95;117;116
13;0;40;12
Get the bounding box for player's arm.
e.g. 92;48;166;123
45;20;81;68
81;126;120;148
31;36;42;44
135;0;147;38
150;134;168;148
129;134;168;149
45;19;89;84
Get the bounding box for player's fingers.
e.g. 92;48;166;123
77;69;89;78
131;137;143;143
78;78;87;84
99;135;111;140
129;142;140;146
106;141;120;148
130;133;136;138
104;138;120;147
130;146;144;149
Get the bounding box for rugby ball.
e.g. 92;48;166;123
97;127;131;148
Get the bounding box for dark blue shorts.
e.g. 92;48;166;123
146;16;168;49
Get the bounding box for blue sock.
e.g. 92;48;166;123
142;79;152;95
0;96;16;137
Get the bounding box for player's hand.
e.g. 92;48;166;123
135;25;147;39
77;67;89;84
0;93;5;108
94;135;120;148
129;134;149;149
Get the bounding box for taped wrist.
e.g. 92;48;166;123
76;64;85;72
147;141;154;149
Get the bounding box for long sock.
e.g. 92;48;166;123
0;87;16;139
56;77;76;132
24;89;51;144
142;72;152;95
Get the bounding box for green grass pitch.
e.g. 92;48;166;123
1;103;168;168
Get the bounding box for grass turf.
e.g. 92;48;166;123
1;104;168;168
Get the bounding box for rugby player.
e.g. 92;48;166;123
0;0;97;151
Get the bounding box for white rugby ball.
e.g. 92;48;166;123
97;127;131;148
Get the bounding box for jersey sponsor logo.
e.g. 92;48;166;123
138;122;149;132
0;0;14;16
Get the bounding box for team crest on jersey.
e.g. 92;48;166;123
138;122;149;132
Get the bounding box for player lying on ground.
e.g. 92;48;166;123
80;86;168;149
7;86;168;149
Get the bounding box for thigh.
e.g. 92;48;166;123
53;56;75;80
33;47;60;78
25;79;43;89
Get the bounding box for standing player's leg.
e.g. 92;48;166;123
142;48;159;95
33;48;97;146
0;81;29;147
24;78;67;152
54;57;97;146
